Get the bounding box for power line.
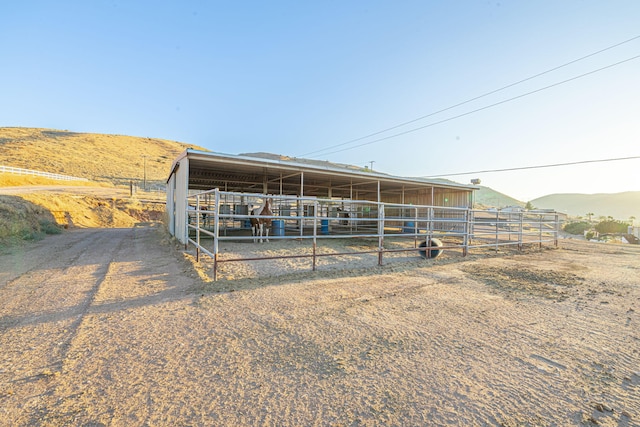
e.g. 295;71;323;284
423;155;640;178
299;34;640;158
310;53;640;158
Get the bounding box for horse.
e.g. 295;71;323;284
337;207;350;226
250;198;272;243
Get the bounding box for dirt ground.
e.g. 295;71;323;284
0;226;638;426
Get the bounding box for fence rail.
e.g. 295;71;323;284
186;189;560;280
0;165;88;182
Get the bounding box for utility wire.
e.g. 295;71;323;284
423;155;640;178
311;53;640;158
300;34;640;158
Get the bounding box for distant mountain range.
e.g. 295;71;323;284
473;185;639;222
531;191;640;222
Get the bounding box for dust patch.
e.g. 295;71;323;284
461;264;584;301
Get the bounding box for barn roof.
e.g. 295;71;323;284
169;149;477;200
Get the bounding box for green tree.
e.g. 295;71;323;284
586;212;594;222
563;221;591;235
525;201;535;210
595;219;628;234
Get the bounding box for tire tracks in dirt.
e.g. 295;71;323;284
0;229;98;292
0;228;145;425
51;229;131;370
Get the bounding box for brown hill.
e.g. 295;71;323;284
532;191;640;222
0;127;208;187
240;152;375;173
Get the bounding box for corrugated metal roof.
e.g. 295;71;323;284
170;149;477;194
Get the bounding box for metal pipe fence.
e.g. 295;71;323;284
186;189;560;280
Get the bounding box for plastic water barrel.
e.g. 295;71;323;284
403;221;415;233
273;220;284;236
418;238;443;259
321;219;329;235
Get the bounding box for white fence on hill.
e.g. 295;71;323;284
0;165;88;182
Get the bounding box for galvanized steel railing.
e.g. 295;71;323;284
186;189;560;280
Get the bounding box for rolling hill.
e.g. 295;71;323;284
0;127;207;188
532;192;640;222
473;186;525;209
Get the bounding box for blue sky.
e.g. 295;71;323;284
2;1;639;201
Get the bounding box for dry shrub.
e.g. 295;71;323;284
0;195;61;245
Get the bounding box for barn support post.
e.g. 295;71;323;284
299;172;304;237
428;206;434;237
195;194;201;262
183;193;188;250
213;254;218;282
494;210;500;252
378;202;384;266
462;208;470;257
518;212;524;251
213;189;220;280
413;205;419;247
350;183;354;233
539;214;543;249
312;200;318;271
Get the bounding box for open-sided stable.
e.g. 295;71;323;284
166;149;477;244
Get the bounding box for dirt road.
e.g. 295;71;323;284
0;226;193;426
1;228;639;426
0;185;132;198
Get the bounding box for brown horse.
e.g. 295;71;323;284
250;198;272;243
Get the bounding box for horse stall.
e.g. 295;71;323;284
166;150;560;280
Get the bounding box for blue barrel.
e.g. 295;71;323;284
321;219;329;235
403;221;415;233
273;220;284;236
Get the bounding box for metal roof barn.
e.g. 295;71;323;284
166;149;477;244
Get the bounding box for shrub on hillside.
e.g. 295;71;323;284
39;219;62;235
563;221;591;235
595;219;628;234
0;196;61;246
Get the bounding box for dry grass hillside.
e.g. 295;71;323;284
0;174;168;249
0;127;207;187
0;127;209;247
